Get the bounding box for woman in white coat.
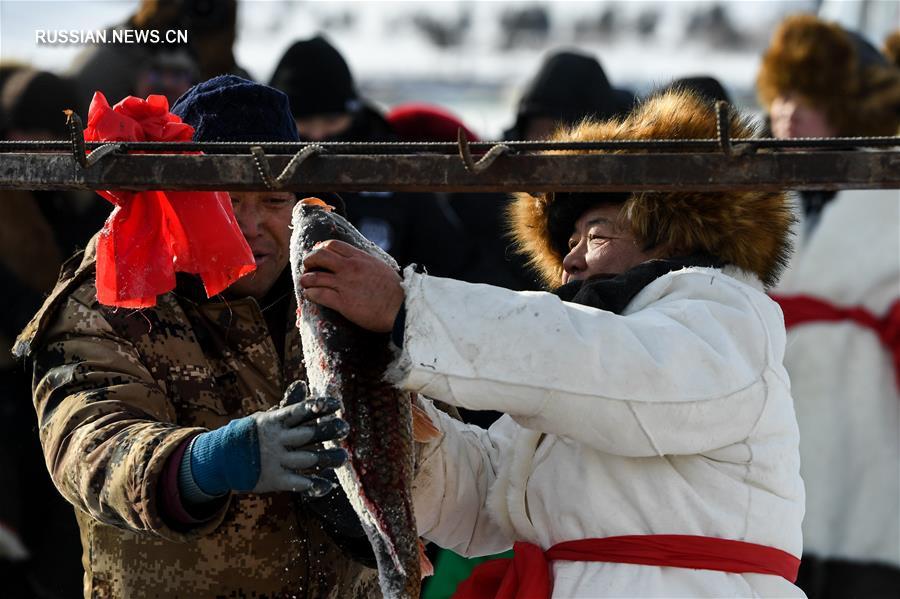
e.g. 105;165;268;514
758;15;900;596
300;90;806;598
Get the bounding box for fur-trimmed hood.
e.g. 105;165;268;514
756;15;900;136
508;90;794;289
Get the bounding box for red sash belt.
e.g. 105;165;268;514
452;536;800;599
772;294;900;390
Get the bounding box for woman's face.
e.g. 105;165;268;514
770;93;836;139
561;204;663;284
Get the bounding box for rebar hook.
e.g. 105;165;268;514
65;110;122;168
458;128;509;174
251;144;323;189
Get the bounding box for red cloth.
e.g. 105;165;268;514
84;92;255;308
386;102;479;142
453;536;801;599
772;294;900;390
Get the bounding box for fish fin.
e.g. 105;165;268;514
412;401;441;442
418;539;434;578
299;197;335;212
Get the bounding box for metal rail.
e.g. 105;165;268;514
2;150;898;192
2;136;899;154
0;106;897;192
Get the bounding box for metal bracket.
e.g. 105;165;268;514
251;144;323;189
458;128;509;174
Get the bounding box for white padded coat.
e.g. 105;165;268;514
389;265;806;598
775;189;900;568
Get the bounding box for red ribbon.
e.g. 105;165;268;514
453;536;801;599
772;294;900;390
84;92;255;308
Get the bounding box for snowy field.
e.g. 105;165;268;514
1;0;894;138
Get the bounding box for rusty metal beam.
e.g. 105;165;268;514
2;136;899;154
0;150;898;192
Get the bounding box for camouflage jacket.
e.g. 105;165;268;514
14;236;380;599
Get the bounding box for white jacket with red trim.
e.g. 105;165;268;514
389;265;805;598
775;189;900;568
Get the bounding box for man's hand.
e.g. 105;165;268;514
299;240;404;333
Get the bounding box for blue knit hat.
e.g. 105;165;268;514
171;75;300;142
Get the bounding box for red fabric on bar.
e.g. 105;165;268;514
84;91;255;308
453;535;800;599
772;294;900;390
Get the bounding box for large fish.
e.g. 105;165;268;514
289;198;434;599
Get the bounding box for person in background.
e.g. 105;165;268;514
68;0;248;117
300;90;805;598
269;35;469;279
13;75;380;598
385;102;478;143
0;68;111;255
503;49;635;142
0;66;108;599
134;44;200;107
757;14;900;598
659;75;731;106
2;68;76;141
270;35;394;144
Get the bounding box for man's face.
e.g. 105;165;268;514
561;204;662;285
226;191;296;299
770;93;836;139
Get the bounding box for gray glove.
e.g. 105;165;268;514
252;381;350;495
181;381;349;501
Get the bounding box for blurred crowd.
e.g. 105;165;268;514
0;1;898;598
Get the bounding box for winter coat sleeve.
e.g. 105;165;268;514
412;397;516;557
388;269;780;458
27;281;228;542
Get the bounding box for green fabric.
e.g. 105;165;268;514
422;548;515;599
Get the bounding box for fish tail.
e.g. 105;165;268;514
418;539;434;579
412;399;441;442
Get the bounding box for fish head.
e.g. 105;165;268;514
289;198;400;293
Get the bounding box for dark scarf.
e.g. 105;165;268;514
553;253;724;314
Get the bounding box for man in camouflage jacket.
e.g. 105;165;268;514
13;76;380;598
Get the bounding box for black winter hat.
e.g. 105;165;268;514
269;36;360;118
663;76;731;105
507;50;635;139
1;69;78;138
171;74;299;142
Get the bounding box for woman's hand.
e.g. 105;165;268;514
299;240;404;333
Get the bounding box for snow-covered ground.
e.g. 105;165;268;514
4;0;893;138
